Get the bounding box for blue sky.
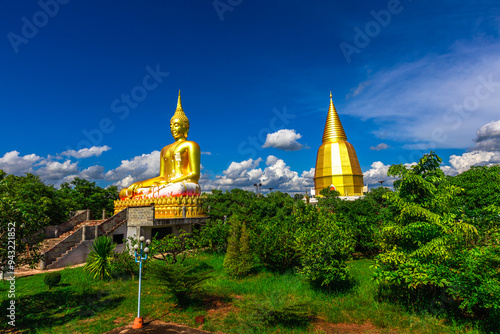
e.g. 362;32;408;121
1;0;500;193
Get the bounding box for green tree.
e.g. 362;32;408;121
294;204;354;289
448;165;500;232
223;217;255;277
57;178;118;219
198;219;230;253
0;170;64;271
150;230;198;265
202;188;257;221
372;152;500;324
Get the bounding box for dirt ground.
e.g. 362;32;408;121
13;263;86;278
105;319;215;334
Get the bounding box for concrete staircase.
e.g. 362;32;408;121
40;209;127;269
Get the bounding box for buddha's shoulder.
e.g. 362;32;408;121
177;140;200;150
161;141;200;151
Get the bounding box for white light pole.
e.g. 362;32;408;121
132;236;150;329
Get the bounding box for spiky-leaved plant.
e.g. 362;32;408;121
84;236;116;280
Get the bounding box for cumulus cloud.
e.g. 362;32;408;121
79;165;105;180
363;161;418;188
104;151;160;187
60;145;111;158
35;160;80;180
0;151;41;175
370;143;389;151
212;156;314;192
442;151;500;175
471;119;500;151
363;161;393;187
344;40;500;150
262;129;304;151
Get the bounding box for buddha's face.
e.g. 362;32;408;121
170;118;188;140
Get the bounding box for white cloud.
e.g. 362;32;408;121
35;160;80;180
113;175;135;189
201;152;212;155
104;151;160;187
344;40;500;150
79;165;105;180
363;161;417;188
262;129;304;151
363;161;393;187
0;151;41;175
222;158;262;178
211;155;314;192
370;143;389;151
443;151;500;175
60;146;111;158
472;119;500;151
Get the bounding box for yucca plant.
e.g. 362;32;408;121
84;236;116;280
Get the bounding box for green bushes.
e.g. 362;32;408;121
84;236;116;280
43;271;61;289
296;222;354;288
223;217;255;277
199;219;230;253
373;152;500;331
109;241;141;279
149;261;214;307
252;217;301;272
243;292;314;328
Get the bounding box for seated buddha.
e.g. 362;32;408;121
119;91;201;200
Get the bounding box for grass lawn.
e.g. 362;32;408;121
0;253;485;334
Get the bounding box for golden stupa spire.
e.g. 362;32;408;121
171;90;189;126
176;90;183;111
322;91;347;143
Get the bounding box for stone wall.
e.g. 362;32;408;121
44;210;89;238
127;206;154;227
99;209;128;235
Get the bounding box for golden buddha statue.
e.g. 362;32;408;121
314;92;364;196
119;91;201;200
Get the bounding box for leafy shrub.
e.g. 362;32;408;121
295;208;354;289
149;261;214;307
223;218;255;277
199;219;230;253
150;230;198;265
318;186;391;256
43;271;61;289
374;152;500;332
243;292;314;328
447;245;500;323
84;236;116;280
110;241;140;279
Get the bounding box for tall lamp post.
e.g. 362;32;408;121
132;236;150;329
253;183;262;195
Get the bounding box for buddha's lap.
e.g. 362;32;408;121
137;182;200;198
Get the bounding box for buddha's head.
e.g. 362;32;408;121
170;116;189;140
171;91;190;140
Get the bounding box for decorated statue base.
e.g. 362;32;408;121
114;195;205;219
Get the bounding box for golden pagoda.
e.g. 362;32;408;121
314;92;364;196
